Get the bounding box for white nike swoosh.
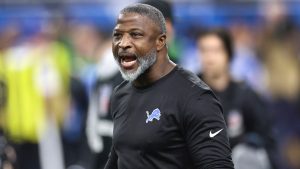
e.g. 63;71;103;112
209;128;223;138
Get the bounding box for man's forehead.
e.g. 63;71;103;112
117;12;150;24
114;12;157;31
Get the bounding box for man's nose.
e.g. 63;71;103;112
119;35;132;49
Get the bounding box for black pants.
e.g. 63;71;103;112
14;143;41;169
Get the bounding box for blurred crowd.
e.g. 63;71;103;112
0;0;300;169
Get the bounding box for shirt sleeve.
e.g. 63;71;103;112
104;146;118;169
104;87;119;169
182;90;234;169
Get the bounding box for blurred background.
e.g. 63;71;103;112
0;0;299;169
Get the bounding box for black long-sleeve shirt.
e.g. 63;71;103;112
104;66;234;169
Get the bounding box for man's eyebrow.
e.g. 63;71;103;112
129;28;144;32
113;28;144;32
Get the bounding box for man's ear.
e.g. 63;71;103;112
156;33;167;51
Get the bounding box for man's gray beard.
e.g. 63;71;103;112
116;48;157;82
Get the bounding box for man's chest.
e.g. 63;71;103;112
112;93;184;152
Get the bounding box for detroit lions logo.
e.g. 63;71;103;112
146;108;161;123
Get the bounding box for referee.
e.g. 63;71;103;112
104;4;234;169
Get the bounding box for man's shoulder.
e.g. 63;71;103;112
174;66;211;94
110;80;131;109
113;80;131;94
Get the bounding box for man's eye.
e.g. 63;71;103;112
113;33;122;39
131;32;142;38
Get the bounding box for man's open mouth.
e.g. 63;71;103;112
119;53;137;70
